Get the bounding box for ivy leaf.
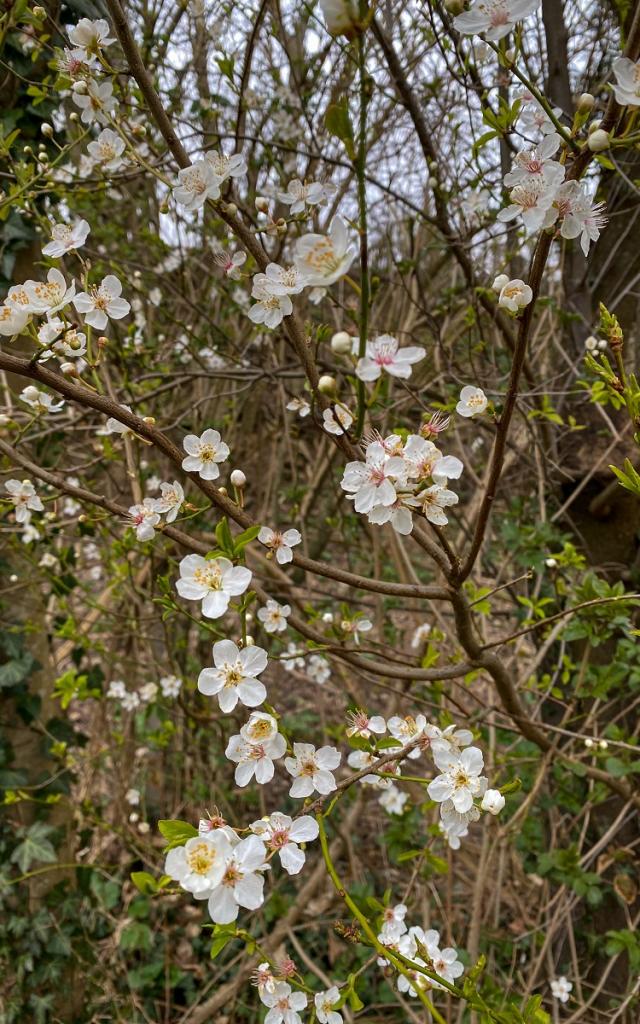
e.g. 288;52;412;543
10;822;57;872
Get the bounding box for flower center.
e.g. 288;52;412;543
186;841;217;874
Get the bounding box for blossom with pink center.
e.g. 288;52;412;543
454;0;541;41
250;812;319;874
341;441;406;514
260;982;307;1024
346;709;386;739
356;334;426;382
503;134;564;189
285;742;341;798
258;526;302;564
225;712;286;786
498;177;556;233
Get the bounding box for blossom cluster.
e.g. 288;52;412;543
378;905;464;995
341;429;463;533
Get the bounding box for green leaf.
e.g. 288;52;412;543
233;524;261;553
325;101;355;160
210;925;237;959
214;517;235;556
10;822;57;872
158;818;198;849
130;871;159;894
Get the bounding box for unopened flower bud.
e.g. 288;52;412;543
577;92;595;114
0;414;10;426
504;47;516;64
225;202;238;217
132;124;146;137
444;0;465;12
230;469;246;487
72;80;88;94
276;218;287;236
142;416;155;425
545;557;557;568
584;737;594;749
159;200;169;214
60;361;77;375
588;119;602;134
244;635;254;647
331;331;353;354
481;789;505;815
33;5;46;15
41;123;54;138
69;112;79;123
492;273;509;292
587;129;610;152
97;335;108;348
585;335;598;351
318;374;337;396
255;196;269;213
218;486;228;496
598;739;608;750
9;574;18;583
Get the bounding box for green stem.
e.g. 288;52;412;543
316;813;449;1024
354;27;370;439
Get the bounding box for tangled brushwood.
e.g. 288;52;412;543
1;0;640;1022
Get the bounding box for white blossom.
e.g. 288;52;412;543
503;134;564;189
379;784;408;815
454;0;541;41
346;709;386;739
248;280;292;328
128;499;161;541
20;386;65;414
155;480;185;522
173;160;221;210
206;833;269;924
176;554;251;618
550;977;573;1003
181;429;230;480
250;812;319;874
341;441;406;514
258;526;302;564
356;335;426;382
612;57;640;108
261;982;307;1024
287;397;311;418
323;405;353;435
69;17;115;54
74;275;130;330
160;674;182;697
0;303;29;336
496;278;533;313
456;386;488;418
285;742;341;798
277;178;333;214
205;149;247;181
225;712;286;786
73;79;116;125
198;639;268;713
87;128;125;171
315;986;342;1024
414;483;459;526
294;215;356;286
257;599;291;633
427;746;487;813
4;479;44;524
42;219;90;258
260;263;309;296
